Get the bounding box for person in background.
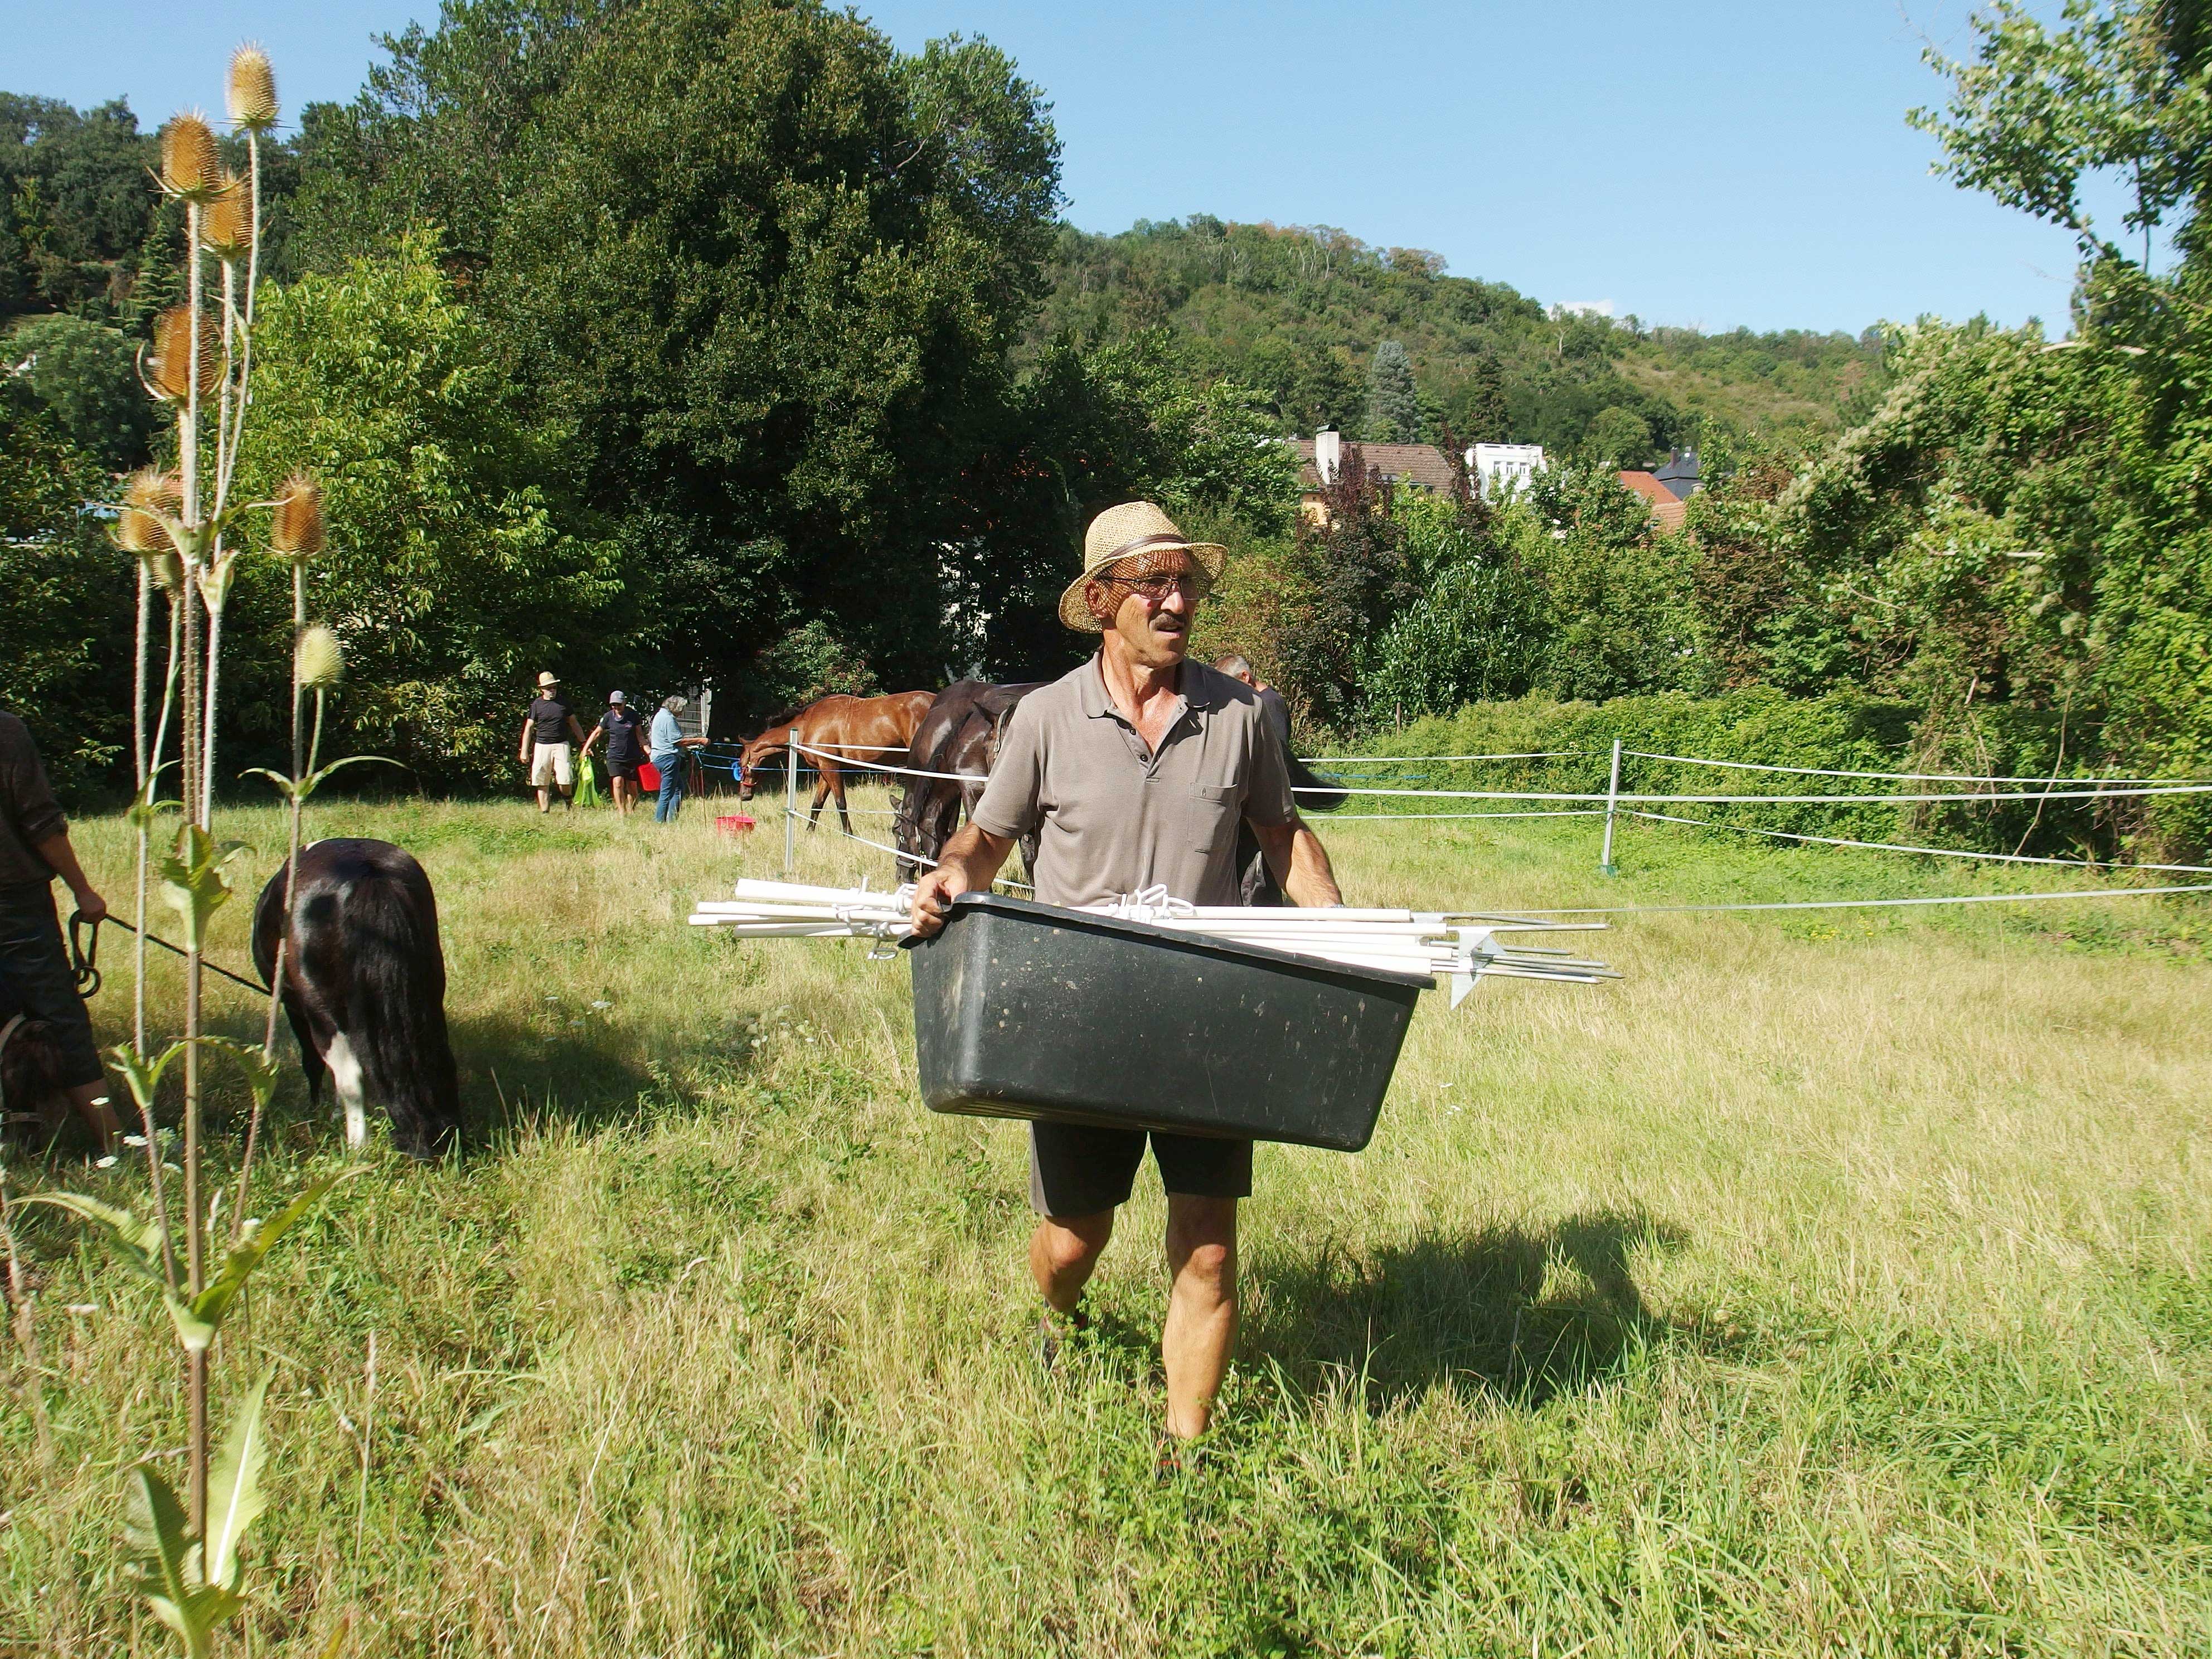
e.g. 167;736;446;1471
580;690;646;817
1212;653;1292;750
517;671;589;814
650;695;708;823
0;708;122;1156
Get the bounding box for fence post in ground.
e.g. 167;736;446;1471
1600;737;1623;876
784;740;798;875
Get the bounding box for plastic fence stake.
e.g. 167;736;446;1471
783;741;800;874
1600;738;1623;876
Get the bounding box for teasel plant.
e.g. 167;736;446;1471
27;44;360;1659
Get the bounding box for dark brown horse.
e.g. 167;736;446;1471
892;680;1044;877
251;839;460;1160
738;690;936;837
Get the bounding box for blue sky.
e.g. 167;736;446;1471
4;0;2103;335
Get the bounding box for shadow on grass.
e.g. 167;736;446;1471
1245;1209;1697;1409
444;1011;719;1148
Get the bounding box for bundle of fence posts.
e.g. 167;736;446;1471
689;879;1618;1005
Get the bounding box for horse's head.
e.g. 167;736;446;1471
736;729;783;800
1;1017;74;1151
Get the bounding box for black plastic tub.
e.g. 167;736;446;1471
904;891;1427;1151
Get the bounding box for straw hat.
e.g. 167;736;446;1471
1056;502;1226;633
537;671;559;689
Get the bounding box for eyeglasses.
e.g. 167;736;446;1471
1103;566;1210;601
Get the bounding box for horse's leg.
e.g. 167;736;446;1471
808;760;838;830
324;1029;368;1148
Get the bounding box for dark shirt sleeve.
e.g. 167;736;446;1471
0;716;65;881
971;699;1045;840
1242;706;1296;828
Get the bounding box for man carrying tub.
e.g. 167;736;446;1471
908;501;1344;1442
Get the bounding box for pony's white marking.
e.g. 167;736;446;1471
326;1031;367;1148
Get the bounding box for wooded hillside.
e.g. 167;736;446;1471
1032;218;1886;460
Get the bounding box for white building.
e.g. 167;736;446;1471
1469;443;1548;500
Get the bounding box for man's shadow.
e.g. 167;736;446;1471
1241;1209;1694;1409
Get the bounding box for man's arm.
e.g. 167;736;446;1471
907;823;1016;937
35;830;106;924
566;714;590;746
518;716;534;764
1250;817;1342;909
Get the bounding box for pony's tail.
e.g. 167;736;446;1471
348;871;461;1160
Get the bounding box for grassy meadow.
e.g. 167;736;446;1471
3;784;2209;1657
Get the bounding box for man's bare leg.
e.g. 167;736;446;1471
1031;1209;1113;1313
535;785;551;813
1162;1194;1238;1439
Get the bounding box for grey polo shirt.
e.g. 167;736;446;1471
972;657;1297;908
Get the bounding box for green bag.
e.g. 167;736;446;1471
574;752;604;807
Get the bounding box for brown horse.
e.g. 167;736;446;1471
892;680;1044;877
738;690;936;837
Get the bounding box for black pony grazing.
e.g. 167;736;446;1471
251;838;460;1160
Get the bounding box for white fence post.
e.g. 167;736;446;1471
784;740;798;875
1600;737;1623;876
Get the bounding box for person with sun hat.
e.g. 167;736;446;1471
907;500;1345;1443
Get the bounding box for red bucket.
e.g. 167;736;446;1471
637;760;661;791
715;814;756;836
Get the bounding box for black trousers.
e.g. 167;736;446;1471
0;880;104;1088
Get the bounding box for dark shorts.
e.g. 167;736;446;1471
0;881;104;1090
1028;1120;1251;1217
608;759;641;780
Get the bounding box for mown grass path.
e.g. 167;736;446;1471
4;790;2208;1656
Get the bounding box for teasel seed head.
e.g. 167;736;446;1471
115;468;183;554
148;307;221;401
270;473;325;557
203;170;254;259
159;113;222;201
297;624;344;689
227;43;279;132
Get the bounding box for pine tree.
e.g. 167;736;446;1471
1364;339;1420;443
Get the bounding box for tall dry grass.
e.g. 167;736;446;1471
3;789;2206;1656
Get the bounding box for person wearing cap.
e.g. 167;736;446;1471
517;672;589;814
907;501;1344;1443
580;690;647;817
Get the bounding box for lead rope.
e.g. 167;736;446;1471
68;910;101;996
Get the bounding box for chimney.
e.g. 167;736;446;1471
1314;424;1341;485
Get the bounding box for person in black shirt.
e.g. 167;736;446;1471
580;690;647;817
516;671;589;813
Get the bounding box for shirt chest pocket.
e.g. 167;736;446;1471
1191;783;1240;851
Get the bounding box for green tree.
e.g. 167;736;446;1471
356;0;1066;693
231;236;624;786
1523;463;1705;701
1364;339;1420;442
6;311;154;467
0;380;134;798
1582;403;1654;469
1361;491;1546;717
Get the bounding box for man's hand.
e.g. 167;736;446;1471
72;884;108;925
907;864;973;938
908;823;1017;938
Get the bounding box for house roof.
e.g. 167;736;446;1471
1291;437;1459;494
1653;448;1701;499
1618;471;1689;533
